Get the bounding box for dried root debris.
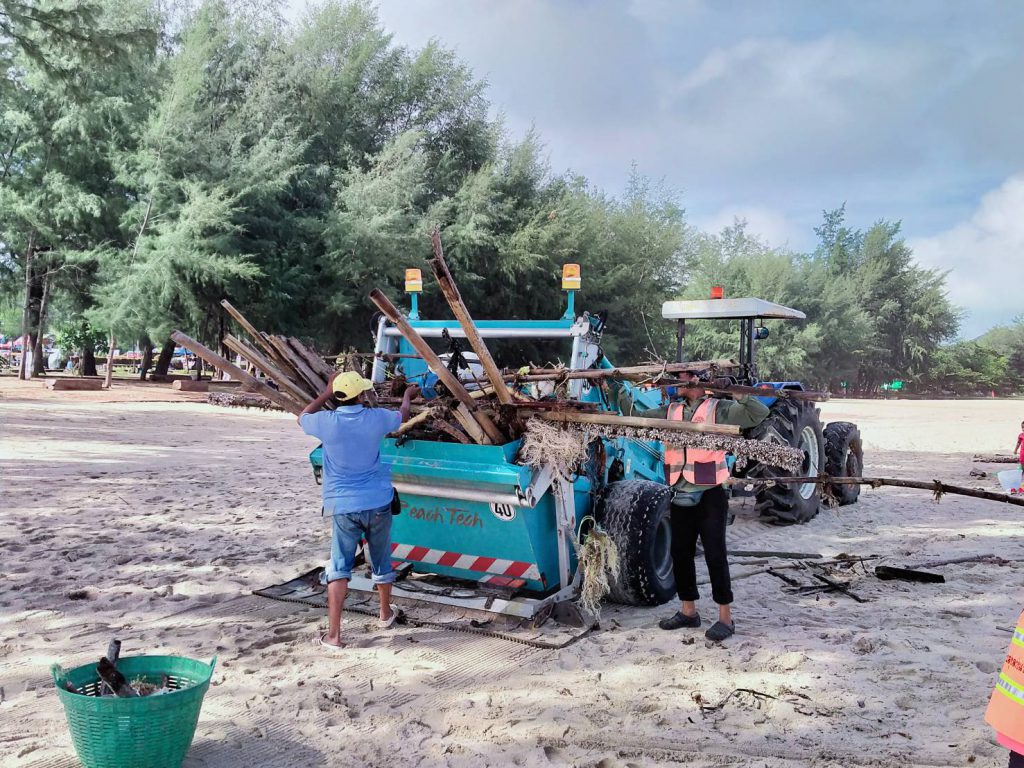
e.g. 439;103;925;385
575;520;620;618
520;418;589;476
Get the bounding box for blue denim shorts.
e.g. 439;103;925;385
326;503;396;585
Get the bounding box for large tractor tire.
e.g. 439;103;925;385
745;399;824;525
593;480;675;605
824;421;864;506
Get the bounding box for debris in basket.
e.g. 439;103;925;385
62;639;183;697
131;675;173;697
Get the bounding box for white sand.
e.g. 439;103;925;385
1;383;1022;767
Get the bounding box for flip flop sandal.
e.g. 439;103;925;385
315;633;346;652
378;604;402;629
705;621;735;642
658;611;701;630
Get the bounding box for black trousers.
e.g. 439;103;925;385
1010;751;1024;768
670;485;733;605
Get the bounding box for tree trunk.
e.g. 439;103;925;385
139;335;153;381
154;338;175;377
104;332;116;388
31;268;51;377
17;232;37;380
82;348;97;376
216;309;226;380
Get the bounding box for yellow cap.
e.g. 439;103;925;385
561;263;581;291
332;371;374;400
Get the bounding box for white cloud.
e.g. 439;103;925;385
910;174;1024;338
694;206;805;249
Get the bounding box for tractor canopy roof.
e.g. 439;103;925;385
661;297;806;321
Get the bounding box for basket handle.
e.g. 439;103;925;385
208;656;218;674
51;663;64;688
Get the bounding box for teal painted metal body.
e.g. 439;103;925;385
309;290;670;597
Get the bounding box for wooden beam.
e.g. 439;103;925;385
504;360;738;384
223;335;311;406
765;475;1024;508
369;288;504;444
430;418;471;444
287;337;334;383
538;410;741;436
429;228;513;405
220;299;292;371
171;331;303;415
649;381;829;402
452;403;489;444
260;335;319;396
395;407;435;435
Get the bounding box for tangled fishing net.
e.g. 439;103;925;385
574;517;619;618
519;417;590;477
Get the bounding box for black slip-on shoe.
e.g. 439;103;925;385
705;620;735;642
658;611;701;630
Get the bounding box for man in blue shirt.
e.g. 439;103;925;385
299;371;419;650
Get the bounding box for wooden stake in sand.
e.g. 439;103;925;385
369;288;504;444
429;228;513;406
171;331;303;415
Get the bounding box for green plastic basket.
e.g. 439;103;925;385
51;655;217;768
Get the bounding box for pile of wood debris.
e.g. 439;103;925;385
172;230;806;470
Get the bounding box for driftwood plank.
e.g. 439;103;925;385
504;360;738;384
273;336;327;394
288;337;335;381
220;300;293;372
429;228;514;405
262;335;316;397
171;332;303;415
538;410;741;436
370;288;504;444
223;335;310;405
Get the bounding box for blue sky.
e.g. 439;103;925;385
289;1;1024;338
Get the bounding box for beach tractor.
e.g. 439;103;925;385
306;268;861;620
663;292;864;524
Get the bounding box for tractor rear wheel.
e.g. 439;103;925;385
593;479;675;605
745;399;824;524
824;421;864;506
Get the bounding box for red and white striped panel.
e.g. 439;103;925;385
391;542;541;581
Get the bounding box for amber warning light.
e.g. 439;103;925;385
710;285;724;299
405;268;423;293
562;263;581;291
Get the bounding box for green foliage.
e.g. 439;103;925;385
921;341;1010;396
0;0;1012;398
55;317;107;355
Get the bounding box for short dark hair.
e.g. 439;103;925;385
334;393;360;406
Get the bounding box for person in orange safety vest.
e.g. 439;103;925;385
987;608;1024;768
613;371;769;643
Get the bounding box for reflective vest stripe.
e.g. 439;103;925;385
1013;628;1024;650
997;673;1024;706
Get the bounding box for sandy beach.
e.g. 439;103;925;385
2;379;1022;768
